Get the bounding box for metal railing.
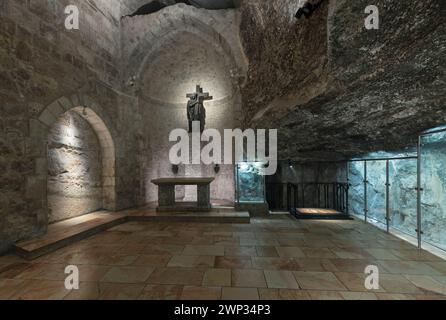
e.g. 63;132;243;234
266;182;349;214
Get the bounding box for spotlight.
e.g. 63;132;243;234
295;0;325;19
295;2;313;19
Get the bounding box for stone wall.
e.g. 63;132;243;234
0;0;144;253
121;5;246;204
47;111;102;223
0;1;247;253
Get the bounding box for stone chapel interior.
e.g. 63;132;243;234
0;0;445;300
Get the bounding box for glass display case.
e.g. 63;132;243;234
235;162;266;203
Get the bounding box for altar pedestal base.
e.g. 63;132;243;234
235;202;269;217
152;177;214;212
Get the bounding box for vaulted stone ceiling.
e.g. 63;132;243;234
121;0;445;162
239;0;445;161
123;0;237;16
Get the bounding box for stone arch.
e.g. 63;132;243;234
139;29;238;105
32;93;117;227
136;29;239;92
122;6;248;89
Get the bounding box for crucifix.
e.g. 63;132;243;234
186;85;213;133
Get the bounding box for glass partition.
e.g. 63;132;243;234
367;160;387;228
348;161;365;219
389;159;418;237
420;130;446;251
346;126;446;255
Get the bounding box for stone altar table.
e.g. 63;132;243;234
151;177;215;212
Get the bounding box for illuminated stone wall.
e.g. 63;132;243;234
121;5;246;204
47;111;103;223
139;31;241;203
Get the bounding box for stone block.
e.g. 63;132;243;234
57;96;74;112
38;108;57;127
46;100;64;118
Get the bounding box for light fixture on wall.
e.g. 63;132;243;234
172;164;179;175
214;164;220;174
295;0;325;19
127;76;136;87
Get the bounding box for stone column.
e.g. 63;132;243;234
158;184;175;207
197;184;211;209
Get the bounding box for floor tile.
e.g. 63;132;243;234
224;246;256;257
293;271;347;291
264;270;299;289
0;278;32;299
183;245;224;256
256;246;279;257
101;266;155;283
252;257;299;271
221;287;259;300
138;285;183;300
181;286;221;300
366;248;400;260
215;256;252;269
99;283;145;300
143;245;185;255
379;260;442;276
232;269;267;288
168;255;215;268
307;290;344;300
405;275;446;295
203;269;231;287
379;274;424;294
339;291;378;300
64;282;100;300
276;247;305;258
147;268;205;286
335;272;384;292
9;280;69;300
258;288;310;300
133;255;172;267
302;248;336;259
375;293;415;300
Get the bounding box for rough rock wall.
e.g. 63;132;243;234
240;0;446;161
0;0;144;253
47;111;102;223
240;0;329;124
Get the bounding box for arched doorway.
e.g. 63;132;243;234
46;106;116;223
32;95;117;229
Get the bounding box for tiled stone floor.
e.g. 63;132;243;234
1;216;446;300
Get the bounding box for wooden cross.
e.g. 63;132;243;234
187;85;213;102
